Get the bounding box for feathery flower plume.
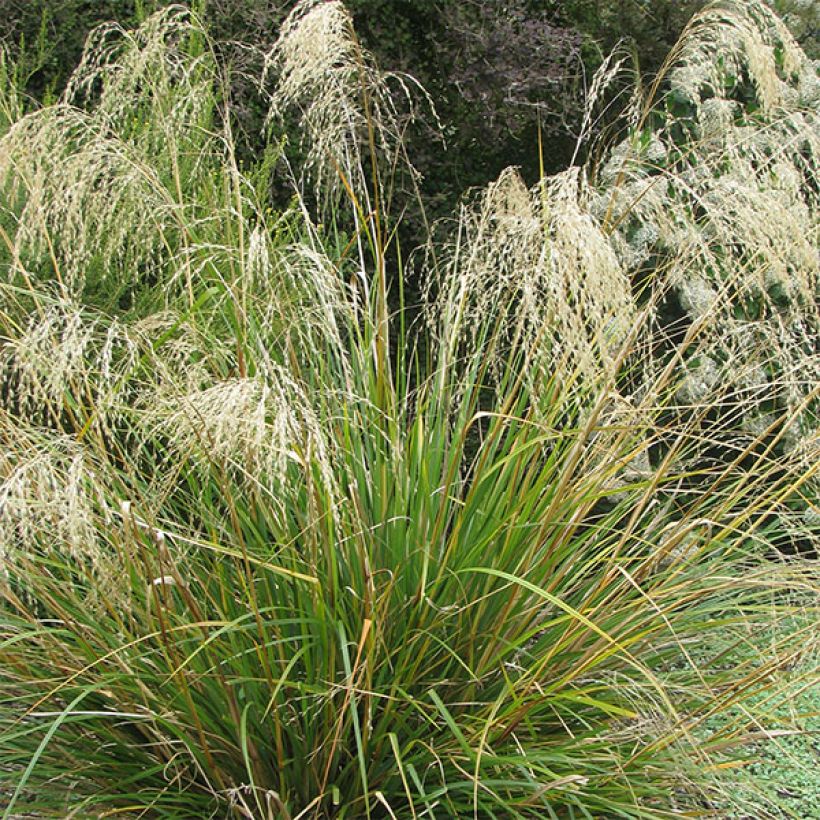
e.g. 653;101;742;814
0;417;116;598
0;8;218;301
264;0;418;207
149;364;336;502
430;166;636;403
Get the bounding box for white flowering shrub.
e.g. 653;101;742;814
594;0;819;552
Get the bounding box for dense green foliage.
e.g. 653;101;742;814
0;1;817;817
0;1;725;198
4;0;815;220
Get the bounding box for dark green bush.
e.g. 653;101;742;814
0;0;711;208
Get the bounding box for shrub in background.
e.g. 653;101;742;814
594;0;819;554
0;0;148;102
0;1;714;203
772;0;819;57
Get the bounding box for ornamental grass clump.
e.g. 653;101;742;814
0;2;818;818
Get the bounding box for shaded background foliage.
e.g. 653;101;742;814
4;0;815;221
0;0;721;198
2;0;815;180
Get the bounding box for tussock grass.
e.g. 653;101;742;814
0;2;817;817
